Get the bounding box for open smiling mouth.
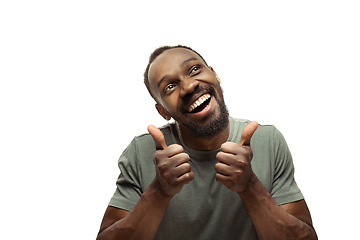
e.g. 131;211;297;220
186;93;211;113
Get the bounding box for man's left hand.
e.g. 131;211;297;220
215;121;258;193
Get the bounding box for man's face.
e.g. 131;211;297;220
148;48;229;138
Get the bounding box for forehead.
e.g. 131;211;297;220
148;48;204;86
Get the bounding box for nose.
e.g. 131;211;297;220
180;78;199;98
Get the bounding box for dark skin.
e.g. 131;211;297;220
97;48;317;240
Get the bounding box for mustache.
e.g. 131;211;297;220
178;85;217;114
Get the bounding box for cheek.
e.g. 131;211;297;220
162;96;180;114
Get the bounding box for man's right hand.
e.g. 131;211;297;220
148;125;194;197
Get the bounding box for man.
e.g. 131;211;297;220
96;45;317;240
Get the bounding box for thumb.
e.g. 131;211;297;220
238;121;258;146
147;125;168;150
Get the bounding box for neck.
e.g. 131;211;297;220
176;123;230;151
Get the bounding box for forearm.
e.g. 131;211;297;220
97;179;172;240
239;176;317;240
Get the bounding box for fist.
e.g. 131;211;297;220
215;121;258;193
148;125;194;197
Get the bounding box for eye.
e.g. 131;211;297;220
164;83;177;94
189;65;201;76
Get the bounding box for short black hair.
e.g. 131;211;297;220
143;45;208;102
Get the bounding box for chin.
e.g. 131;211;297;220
178;99;229;138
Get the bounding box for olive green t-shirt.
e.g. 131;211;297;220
109;117;303;240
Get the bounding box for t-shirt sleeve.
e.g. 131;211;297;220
270;127;304;205
108;138;142;211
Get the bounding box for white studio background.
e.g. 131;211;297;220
1;1;359;239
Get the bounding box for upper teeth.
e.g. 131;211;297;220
187;93;211;112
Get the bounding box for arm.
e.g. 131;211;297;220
239;176;317;240
96;179;172;240
97;126;194;240
215;122;317;240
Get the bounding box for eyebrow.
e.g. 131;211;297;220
157;74;170;88
157;57;199;88
180;57;198;67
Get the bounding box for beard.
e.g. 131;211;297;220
173;83;229;139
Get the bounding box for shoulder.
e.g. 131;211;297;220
229;117;279;143
132;122;176;147
120;122;176;161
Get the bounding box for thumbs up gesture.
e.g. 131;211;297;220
147;125;194;197
215;121;258;193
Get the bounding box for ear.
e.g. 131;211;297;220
209;66;221;83
155;104;171;121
